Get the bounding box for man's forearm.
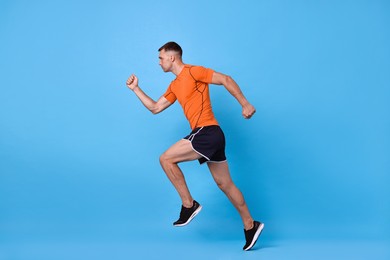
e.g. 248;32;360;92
131;85;157;112
223;76;256;119
224;77;250;107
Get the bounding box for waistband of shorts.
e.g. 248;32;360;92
192;124;220;131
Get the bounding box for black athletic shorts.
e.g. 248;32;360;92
183;125;227;164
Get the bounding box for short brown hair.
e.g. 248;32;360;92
158;41;182;57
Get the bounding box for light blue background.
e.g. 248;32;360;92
1;0;389;259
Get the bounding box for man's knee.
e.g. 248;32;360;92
216;179;234;192
159;152;168;165
159;151;174;167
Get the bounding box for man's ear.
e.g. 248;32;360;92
170;55;175;62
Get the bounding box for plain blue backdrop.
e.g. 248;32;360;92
1;0;389;259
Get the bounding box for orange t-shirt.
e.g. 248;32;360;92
164;65;219;130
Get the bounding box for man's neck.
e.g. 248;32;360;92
171;62;185;76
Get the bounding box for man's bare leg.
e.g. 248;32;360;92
159;139;201;208
207;161;254;230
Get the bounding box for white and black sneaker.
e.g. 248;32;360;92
243;221;264;251
173;200;202;227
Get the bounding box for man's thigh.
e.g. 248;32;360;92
162;139;201;163
207;161;233;184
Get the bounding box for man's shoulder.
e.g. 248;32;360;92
186;65;214;83
185;64;214;74
185;64;206;69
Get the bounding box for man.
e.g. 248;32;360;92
126;42;264;251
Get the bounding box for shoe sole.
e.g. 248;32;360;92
244;222;264;251
173;205;202;227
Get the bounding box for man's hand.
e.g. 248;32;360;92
126;74;139;91
242;103;256;119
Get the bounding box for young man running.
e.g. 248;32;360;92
126;42;264;250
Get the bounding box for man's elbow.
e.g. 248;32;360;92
150;108;160;115
221;75;234;86
227;75;235;84
150;105;162;115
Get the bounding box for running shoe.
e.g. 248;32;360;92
243;221;264;251
173;200;202;227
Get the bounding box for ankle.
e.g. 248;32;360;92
182;200;194;208
244;220;254;231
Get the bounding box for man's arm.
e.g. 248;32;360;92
126;74;172;114
211;72;256;119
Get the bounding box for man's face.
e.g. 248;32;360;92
159;49;173;72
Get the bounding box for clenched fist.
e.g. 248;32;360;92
126;74;139;91
242;103;256;119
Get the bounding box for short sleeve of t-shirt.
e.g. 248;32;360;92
188;66;214;83
163;85;177;103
